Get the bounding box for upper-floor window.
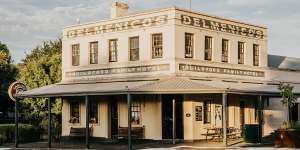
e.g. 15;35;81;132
185;33;194;58
238;42;245;64
109;39;118;62
152;33;163;58
222;39;229;63
71;44;80;66
253;44;259;66
131;100;141;125
89;42;98;64
129;36;139;61
205;36;212;61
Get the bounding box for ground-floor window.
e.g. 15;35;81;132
131;101;141;125
89;101;99;124
70;101;80;123
204;100;211;124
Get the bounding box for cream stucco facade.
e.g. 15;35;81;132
20;2;300;142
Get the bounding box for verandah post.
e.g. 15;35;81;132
222;92;228;147
258;95;263;143
127;93;132;150
85;95;90;149
48;97;54;148
15;98;19;148
172;98;176;144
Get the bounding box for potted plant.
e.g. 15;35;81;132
274;82;300;148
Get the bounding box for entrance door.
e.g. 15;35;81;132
162;95;183;139
110;96;118;138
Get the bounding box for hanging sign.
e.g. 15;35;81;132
8;81;27;101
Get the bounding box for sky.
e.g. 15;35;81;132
1;0;300;63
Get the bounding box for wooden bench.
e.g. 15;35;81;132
69;127;92;137
117;126;145;139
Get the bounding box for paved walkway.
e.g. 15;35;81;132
0;140;276;150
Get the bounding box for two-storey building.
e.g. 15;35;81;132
20;2;300;145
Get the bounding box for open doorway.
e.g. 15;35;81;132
109;96;119;139
161;95;184;139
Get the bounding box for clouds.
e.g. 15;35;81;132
0;0;300;63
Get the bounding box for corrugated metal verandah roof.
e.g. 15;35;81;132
17;77;298;98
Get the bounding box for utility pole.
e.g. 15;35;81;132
188;0;192;10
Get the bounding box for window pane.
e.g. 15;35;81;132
72;44;80;66
185;33;194;58
70;101;80;123
222;39;229;63
131;100;141;125
204;101;211;124
109;39;118;62
238;42;244;64
253;44;259;66
129;37;139;61
90;42;98;64
205;36;212;61
152;33;163;58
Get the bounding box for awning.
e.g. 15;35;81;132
18;77;300;98
18;79;156;97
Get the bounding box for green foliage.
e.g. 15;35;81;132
0;124;40;143
0;41;18;113
279;82;298;128
17;39;62;129
278;82;297;108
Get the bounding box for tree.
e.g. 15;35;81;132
278;82;297;127
18;39;62;128
0;42;18;116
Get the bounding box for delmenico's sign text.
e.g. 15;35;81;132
66;15;168;38
181;15;264;39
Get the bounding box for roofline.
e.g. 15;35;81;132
267;67;300;73
64;6;267;30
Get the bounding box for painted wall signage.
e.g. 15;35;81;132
66;15;168;38
179;64;265;77
66;64;170;77
181;15;264;39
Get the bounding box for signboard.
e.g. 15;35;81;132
66;64;170;77
179;64;265;77
66;15;168;38
181;14;264;39
8;81;27;101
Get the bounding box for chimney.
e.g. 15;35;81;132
110;2;129;18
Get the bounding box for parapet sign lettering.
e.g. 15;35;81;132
67;15;168;38
181;15;264;39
